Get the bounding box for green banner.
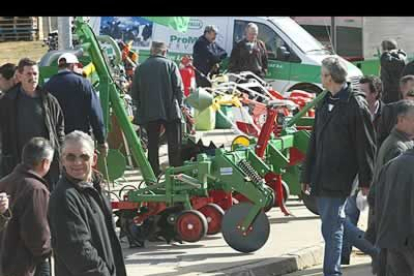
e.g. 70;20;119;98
143;17;190;33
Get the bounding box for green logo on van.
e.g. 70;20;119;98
170;35;198;45
188;19;203;30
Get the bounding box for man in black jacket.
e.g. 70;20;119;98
193;25;227;87
367;100;414;276
228;23;268;79
0;58;64;190
375;147;414;275
43;53;108;156
377;75;414;147
0;137;53;276
380;39;407;104
131;41;184;176
49;131;126;276
301;56;376;276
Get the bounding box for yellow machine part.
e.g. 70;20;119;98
231;135;251;151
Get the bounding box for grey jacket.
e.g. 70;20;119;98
131;55;184;125
375;148;414;249
368;128;414;207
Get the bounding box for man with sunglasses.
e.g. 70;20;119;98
49;131;126;276
43;53;108;157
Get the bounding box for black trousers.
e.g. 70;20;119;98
145;120;182;176
386;247;414;276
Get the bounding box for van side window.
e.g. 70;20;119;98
233;20;292;61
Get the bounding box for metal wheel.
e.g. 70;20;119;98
275;180;290;207
301;191;319;215
175;210;208;243
198;203;225;235
222;202;270;253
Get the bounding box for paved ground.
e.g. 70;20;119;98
122;199;322;276
286;254;374;276
110;129;370;276
110;129;322;276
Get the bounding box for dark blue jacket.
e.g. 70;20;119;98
193;35;227;75
44;71;105;144
301;84;376;197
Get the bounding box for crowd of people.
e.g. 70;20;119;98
301;39;414;276
0;22;271;276
0;56;125;276
0;21;412;276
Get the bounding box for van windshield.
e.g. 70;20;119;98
268;17;332;55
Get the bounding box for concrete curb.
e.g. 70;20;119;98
183;243;324;276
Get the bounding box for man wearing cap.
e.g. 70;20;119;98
43;53;108;156
131;41;184;176
193;25;227;88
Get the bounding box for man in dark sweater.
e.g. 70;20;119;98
192;25;227;87
43;53;108;156
0;58;64;190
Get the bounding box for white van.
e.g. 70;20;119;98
90;16;363;94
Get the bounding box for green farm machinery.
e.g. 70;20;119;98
38;17;322;253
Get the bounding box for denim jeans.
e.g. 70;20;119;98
342;194;379;261
317;196;347;276
342;194;360;260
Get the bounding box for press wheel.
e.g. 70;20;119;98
222;202;270;253
301;191;319;215
198;203;225;235
175;210;208;242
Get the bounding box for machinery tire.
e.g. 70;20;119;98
198;203;225;235
301;191;319;215
175;210;208;242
